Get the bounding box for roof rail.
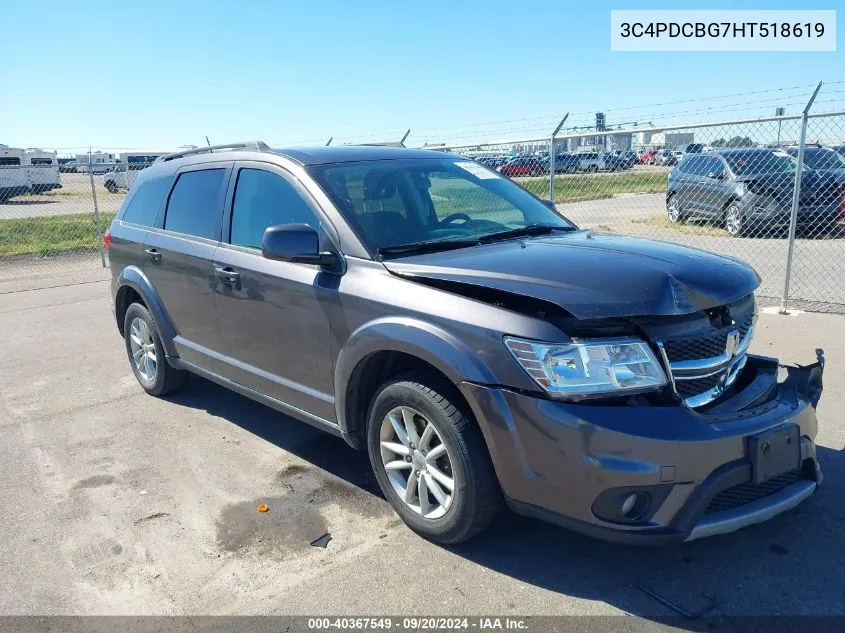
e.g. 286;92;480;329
156;141;270;163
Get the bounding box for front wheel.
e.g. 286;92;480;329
587;164;598;173
667;194;685;224
366;373;502;544
725;202;746;237
105;181;118;193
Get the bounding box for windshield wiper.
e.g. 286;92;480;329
477;224;576;244
378;238;480;257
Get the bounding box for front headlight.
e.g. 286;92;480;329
504;336;667;398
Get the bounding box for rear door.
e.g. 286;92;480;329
211;162;337;421
142;163;231;370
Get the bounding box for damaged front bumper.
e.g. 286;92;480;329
459;351;824;544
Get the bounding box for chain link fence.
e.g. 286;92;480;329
0;147;119;293
1;110;844;313
435;109;845;313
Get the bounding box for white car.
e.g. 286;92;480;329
653;149;679;166
576;152;612;172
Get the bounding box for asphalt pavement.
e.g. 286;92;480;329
1;280;844;620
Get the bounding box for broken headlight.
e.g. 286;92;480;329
504;336;668;398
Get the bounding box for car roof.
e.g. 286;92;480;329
269;145;463;166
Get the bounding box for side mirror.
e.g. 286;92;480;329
707;171;724;180
261;224;336;267
542;199;556;210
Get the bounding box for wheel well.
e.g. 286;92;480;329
115;286;145;335
344;351;471;450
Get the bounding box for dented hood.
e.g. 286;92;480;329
383;231;760;319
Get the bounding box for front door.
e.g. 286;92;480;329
142;164;231;369
211;163;336;422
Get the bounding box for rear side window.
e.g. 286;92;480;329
164;169;226;239
122;176;172;226
230;169;321;249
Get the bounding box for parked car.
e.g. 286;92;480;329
108;142;824;545
639;149;659;165
653;149;679;166
553;153;582;173
538;153;581;174
667;148;842;236
783;146;845;179
497;156;544;177
676;143;704;154
832;144;845;158
613;150;638;169
576;152;614;172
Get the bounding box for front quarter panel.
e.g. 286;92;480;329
332;258;565;435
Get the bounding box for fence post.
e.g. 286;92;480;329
87;148;107;268
549;113;569;202
779;82;822;314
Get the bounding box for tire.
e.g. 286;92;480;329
366;372;502;544
667;194;685;224
724;201;746;237
123;303;188;396
105;181;118;193
587;164;598;173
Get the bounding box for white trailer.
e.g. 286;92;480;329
75;151;117;174
0;146;62;200
102;151;169;192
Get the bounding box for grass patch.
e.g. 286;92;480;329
549;170;667;203
0;212;116;256
632;214;727;237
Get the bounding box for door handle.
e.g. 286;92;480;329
144;248;162;262
214;265;240;284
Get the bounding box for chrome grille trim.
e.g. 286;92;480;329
669;326;754;375
659;325;754;409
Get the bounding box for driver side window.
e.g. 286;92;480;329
230;168;321;249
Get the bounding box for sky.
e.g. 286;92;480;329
1;0;843;153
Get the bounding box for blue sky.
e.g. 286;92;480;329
1;0;842;151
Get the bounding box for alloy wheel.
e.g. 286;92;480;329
667;196;681;222
129;316;157;381
725;204;743;236
379;406;455;519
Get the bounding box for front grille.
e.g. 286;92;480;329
704;469;804;515
663;314;754;363
675;374;721;399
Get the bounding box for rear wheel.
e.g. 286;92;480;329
123;303;188;396
366;373;502;544
587;164;598;173
105;180;118;193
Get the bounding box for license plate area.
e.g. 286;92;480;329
748;424;801;484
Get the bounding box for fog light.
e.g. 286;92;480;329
591;484;672;524
621;493;639;517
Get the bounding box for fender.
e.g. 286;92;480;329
334;316;498;437
115;265;178;357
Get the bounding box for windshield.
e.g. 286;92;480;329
309;158;575;257
723;150;797;176
800;148;845;170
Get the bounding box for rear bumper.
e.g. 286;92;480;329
459;353;824;544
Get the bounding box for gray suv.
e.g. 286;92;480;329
108;142;824;544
